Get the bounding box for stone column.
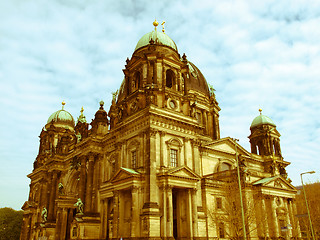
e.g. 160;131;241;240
100;199;108;238
160;131;165;167
113;190;119;238
167;186;173;237
183;138;188;166
191;188;198;237
40;179;48;208
142;129;160;237
272;197;280;237
55;208;62;239
92;154;100;212
131;186;139;237
261;197;270;237
85;154;94;213
144;129;158;204
59;208;68;239
190;140;195;171
284;199;292;239
48;171;58;221
160;185;167;237
187;189;193;237
79;155;87;203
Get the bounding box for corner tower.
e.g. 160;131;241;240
248;109;282;157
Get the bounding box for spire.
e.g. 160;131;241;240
77;106;87;124
259;108;262;115
161;21;166;33
99;100;104;110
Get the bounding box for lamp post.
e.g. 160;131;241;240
300;171;316;240
232;138;247;240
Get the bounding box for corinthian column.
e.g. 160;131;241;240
131;186;139;237
79;155;87;205
85;154;94;213
272;197;280;237
48;171;58;221
167;185;173;237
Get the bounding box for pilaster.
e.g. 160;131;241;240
85;153;94;213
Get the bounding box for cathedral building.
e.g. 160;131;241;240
21;21;301;240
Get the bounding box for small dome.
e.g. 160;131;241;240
134;30;178;52
46;103;75;130
250;110;276;129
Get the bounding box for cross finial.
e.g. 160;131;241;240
161;21;166;33
80;106;84;114
153;19;159;30
62;100;66;110
99;100;104;110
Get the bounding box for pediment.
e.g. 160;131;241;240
204;137;250;156
110;167;140;183
21;201;37;210
166;166;200;180
253;175;296;191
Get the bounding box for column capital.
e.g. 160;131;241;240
165;185;173;191
87;152;95;161
131;185;140;193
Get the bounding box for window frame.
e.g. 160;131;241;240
166;138;182;168
131;150;137;169
170;148;178;167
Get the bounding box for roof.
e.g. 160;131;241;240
250;114;276;128
121;167;140;175
134;30;178;52
185;61;210;96
252;176;277;185
47;109;75;130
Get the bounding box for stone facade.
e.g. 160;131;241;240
21;22;301;240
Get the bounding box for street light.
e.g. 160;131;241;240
232;138;247;240
300;171;316;240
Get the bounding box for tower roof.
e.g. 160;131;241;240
250;109;276;129
46;101;75;130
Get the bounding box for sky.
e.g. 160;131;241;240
0;0;319;210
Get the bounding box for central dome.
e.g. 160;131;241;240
134;30;178;52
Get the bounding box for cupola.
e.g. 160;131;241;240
134;19;178;53
45;101;75;131
248;109;282;157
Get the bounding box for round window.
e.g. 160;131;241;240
169;100;176;109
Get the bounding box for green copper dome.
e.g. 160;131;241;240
250;113;276;129
46;103;75;130
134;30;178;52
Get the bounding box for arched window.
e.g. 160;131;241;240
220;162;231;171
166;69;175;88
130;71;140;94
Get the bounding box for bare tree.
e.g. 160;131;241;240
208;179;265;240
295;181;320;239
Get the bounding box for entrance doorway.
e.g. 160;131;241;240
172;188;190;239
173;190;177;239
